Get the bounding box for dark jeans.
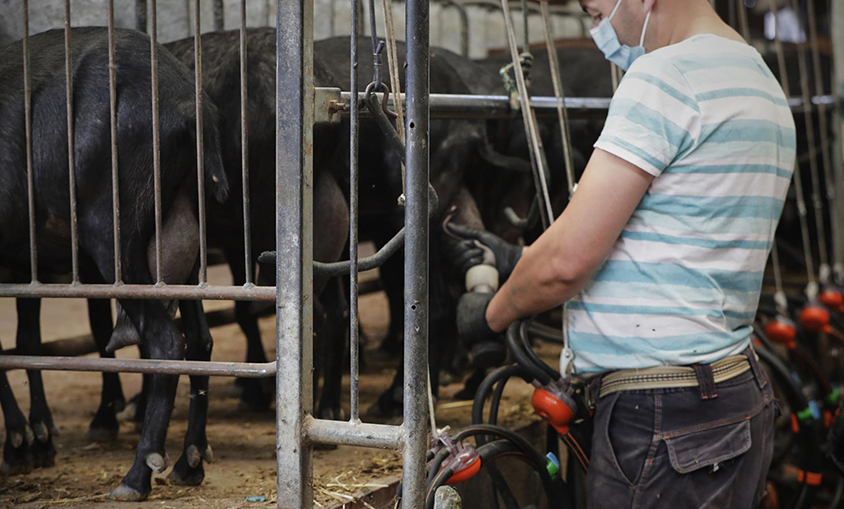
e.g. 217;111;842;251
587;354;776;509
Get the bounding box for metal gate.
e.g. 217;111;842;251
0;0;839;508
0;0;431;506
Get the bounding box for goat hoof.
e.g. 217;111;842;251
9;432;24;449
186;445;201;469
145;452;168;474
33;422;49;443
109;483;147;501
203;444;214;464
0;460;31;476
167;454;205;486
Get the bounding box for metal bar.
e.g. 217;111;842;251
136;0;147;32
23;0;37;284
108;0;122;284
332;90;834;118
832;0;844;280
520;0;528;53
275;0;314;505
792;0;828;277
241;0;254;286
4;307;242;358
440;0;469;57
213;0;224;31
305;417;404;449
0;356;275;377
500;0;553;228
195;0;208;285
770;0;817;291
402;0;430;506
0;283;275;301
737;0;750;40
64;0;79;284
349;0;361;423
151;0;164;284
807;0;839;278
540;1;574;196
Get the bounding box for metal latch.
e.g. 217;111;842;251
314;87;344;125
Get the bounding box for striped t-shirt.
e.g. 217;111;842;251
567;34;796;374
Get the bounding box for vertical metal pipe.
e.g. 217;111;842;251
214;0;224;31
241;0;253;285
806;0;839;277
770;0;817;290
108;0;122;283
150;0;163;284
349;0;361;423
136;0;148;32
737;0;750;40
23;0;38;284
832;0;844;280
728;0;737;29
64;0;79;283
500;0;553;228
186;0;193;36
358;0;365;36
403;0;430;507
520;0;529;53
275;0;314;505
441;1;469;58
195;0;208;285
540;1;574;196
330;0;336;37
791;0;828;280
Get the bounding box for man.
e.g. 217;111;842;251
450;0;794;507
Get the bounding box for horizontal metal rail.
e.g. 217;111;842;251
0;283;274;301
304;416;405;450
329;90;837;120
0;355;275;377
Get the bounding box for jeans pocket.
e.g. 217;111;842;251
602;392;654;486
664;419;752;474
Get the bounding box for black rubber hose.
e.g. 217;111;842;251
489;375;510;425
470;366;527;509
756;345;819;509
505;323;551;385
520;321;561;381
425;440;556;509
473;365;533;432
425;467;454;509
829;474;844;509
453;424;552;482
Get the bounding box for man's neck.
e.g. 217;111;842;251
652;0;746;50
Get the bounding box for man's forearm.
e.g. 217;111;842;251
484;245;591;333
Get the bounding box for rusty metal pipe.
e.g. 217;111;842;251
0;355;275;377
0;283;274;301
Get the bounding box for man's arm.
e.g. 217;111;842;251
485;148;655;333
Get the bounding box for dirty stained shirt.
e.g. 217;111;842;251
567;34;796;374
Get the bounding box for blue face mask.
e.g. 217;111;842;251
590;0;652;71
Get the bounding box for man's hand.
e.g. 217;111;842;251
456;292;498;344
446;223;524;284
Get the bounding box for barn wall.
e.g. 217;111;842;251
0;0;590;56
